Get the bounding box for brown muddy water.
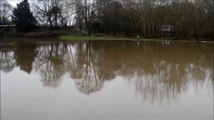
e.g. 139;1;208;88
0;40;213;120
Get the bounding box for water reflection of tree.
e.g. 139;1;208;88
68;42;104;94
119;42;213;102
134;64;188;102
0;50;16;73
31;41;213;101
65;41;213;98
64;41;211;100
15;43;37;73
33;42;68;87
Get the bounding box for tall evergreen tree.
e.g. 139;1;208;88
12;0;37;32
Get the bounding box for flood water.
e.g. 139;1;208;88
0;40;213;120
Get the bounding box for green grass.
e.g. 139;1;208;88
60;35;138;41
60;35;214;43
60;35;103;41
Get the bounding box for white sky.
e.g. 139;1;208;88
7;0;24;7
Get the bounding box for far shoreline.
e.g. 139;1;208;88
1;32;214;43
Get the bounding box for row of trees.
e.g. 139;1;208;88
0;0;214;39
76;0;214;38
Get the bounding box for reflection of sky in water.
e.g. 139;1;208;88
0;51;16;73
1;68;213;120
0;41;213;120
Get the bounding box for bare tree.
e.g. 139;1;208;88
0;0;12;22
33;0;74;28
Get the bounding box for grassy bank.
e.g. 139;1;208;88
60;35;139;41
60;35;214;43
60;35;185;41
2;33;213;42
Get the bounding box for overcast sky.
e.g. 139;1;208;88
7;0;25;7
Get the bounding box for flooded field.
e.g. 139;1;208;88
0;40;213;120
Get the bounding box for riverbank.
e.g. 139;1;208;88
60;35;139;41
1;33;213;43
2;31;69;39
60;35;214;43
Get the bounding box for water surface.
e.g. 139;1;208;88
0;40;213;120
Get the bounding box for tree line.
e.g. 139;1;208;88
0;0;214;39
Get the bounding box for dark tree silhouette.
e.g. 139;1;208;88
12;0;37;32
